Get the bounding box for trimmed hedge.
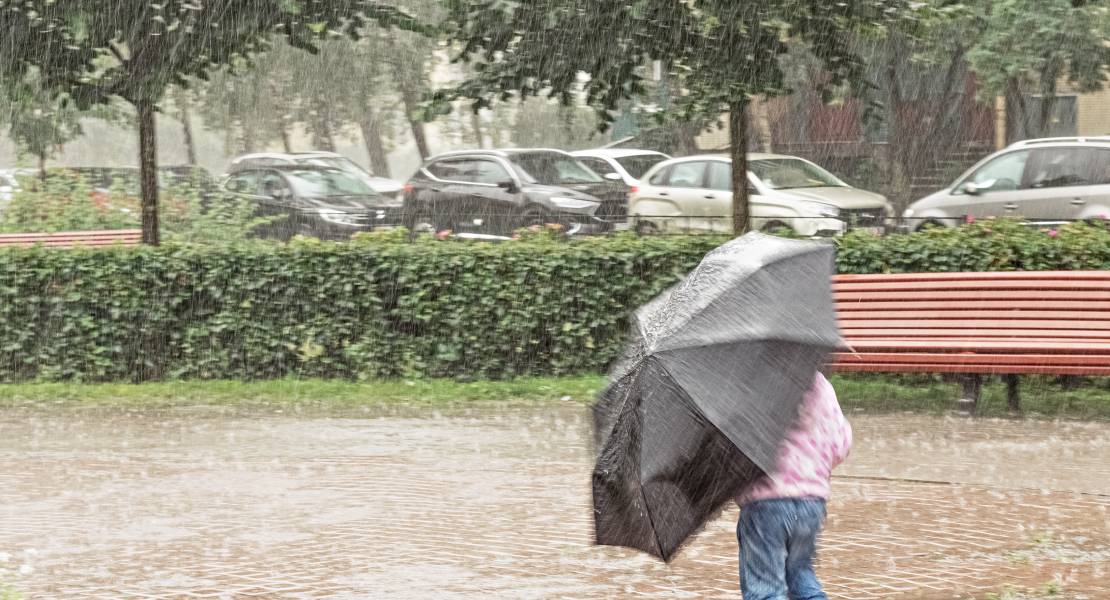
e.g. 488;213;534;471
1;219;1108;382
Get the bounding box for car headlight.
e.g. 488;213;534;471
315;209;362;225
550;197;598;211
797;201;840;218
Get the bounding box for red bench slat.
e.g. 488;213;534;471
836;290;1110;302
833;352;1110;366
835;271;1110;282
840;319;1110;330
837;300;1110;312
0;229;141;249
833;363;1110;376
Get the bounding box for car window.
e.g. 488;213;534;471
666;161;707;188
615;154;668;179
1090;149;1110;184
748;158;843;190
579;157;617;176
509;152;603;185
648;166;671;186
473;159;511;185
1026;147;1095;189
707;161;731;192
259;172;290;198
226;172;261;195
284;169;377;197
426;159;473;182
962;150;1029;192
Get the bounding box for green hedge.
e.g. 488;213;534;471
1;220;1108;382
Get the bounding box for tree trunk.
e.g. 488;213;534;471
400;87;430;159
359;108;391;177
179;97;198;166
137;99;160;246
280;122;293;153
470;109;485;148
886;34;911;210
1038;73;1058;137
240;120;256;154
728;100;750;235
753;98;774;153
37;152;47;181
1004;78;1029;143
318;113;337;152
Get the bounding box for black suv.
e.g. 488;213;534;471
223;164;402;240
402;149;627;238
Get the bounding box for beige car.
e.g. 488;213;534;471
629;153;892;236
903;137;1110;230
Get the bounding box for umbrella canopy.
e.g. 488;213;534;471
592;232;842;562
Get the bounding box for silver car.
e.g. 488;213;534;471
630;153;891;236
903;137;1110;230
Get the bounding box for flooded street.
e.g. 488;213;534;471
1;406;1108;599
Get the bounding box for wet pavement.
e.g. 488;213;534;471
1;405;1108;599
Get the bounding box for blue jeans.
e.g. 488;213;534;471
737;498;828;600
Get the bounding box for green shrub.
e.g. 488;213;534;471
0;220;1107;382
1;172;269;244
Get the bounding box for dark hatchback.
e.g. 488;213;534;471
223;165;402;240
402;149;627;238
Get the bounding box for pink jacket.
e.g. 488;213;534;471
736;373;852;506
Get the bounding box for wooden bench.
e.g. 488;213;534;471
0;229;142;249
829;271;1110;411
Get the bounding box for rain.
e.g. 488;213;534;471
0;1;1109;599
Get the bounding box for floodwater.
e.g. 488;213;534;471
1;406;1108;599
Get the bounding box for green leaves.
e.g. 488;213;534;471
1;221;1107;383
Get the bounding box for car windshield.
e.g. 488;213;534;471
749;158;845;190
615;154;667;179
284;169;377;198
510;152;603;185
304;156;370;176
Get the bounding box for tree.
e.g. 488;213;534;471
966;0;1110;142
0;1;423;244
440;0;906;235
0;70;83;179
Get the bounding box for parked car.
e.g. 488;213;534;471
402;148;628;238
569;148;671;187
222;164;402;240
902;137;1110;230
0;171;20;208
227;152;404;200
630;153;891;236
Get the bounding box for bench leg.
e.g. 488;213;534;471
957;374;982;413
1004;374;1021;412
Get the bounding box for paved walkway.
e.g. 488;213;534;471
1;405;1108;599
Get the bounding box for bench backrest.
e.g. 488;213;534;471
0;229;142;249
831;271;1110;374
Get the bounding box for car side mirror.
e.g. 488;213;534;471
603;172;623;182
962;180;991;195
496;180;519;193
271;188;292;200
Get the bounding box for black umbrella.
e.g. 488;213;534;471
591;232;842;561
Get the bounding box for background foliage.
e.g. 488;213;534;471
0;219;1108;383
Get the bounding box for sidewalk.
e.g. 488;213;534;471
0;406;1107;599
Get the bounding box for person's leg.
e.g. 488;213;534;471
737;499;790;600
783;498;828;600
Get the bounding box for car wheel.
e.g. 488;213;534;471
406;211;439;239
917;219;946;232
634;220;658;236
761;220;794;236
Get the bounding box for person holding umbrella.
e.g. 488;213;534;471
592;231;847;575
734;372;852;600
